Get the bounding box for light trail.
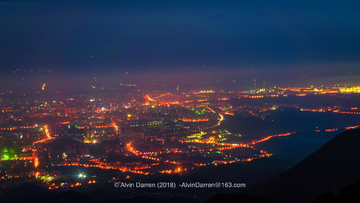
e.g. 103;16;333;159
32;124;53;178
0;156;35;162
33;125;53;144
145;94;155;101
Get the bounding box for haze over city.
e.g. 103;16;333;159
1;1;360;203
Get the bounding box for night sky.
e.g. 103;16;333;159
1;0;360;77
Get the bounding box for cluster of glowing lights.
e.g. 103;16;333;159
49;181;95;190
300;108;325;112
250;133;292;145
278;87;301;91
317;90;339;94
299;107;360;115
194;163;207;167
126;142;141;156
44;125;50;138
218;107;235;116
61;159;151;175
33;125;53;144
185;131;292;155
0;156;34;161
164;160;181;164
249;95;264;98
0;125;37;131
145;95;155;101
217;113;224;126
340;86;360;93
196;90;214;94
326;128;338;132
78;173;86;178
159;167;186;174
336;111;360;114
197;99;208;102
34;157;39;168
142;156;160;161
205;106;216;113
182;118;209;122
112;121;119;131
345;125;359;129
211;157;268;166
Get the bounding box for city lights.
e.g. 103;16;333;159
1;81;360;196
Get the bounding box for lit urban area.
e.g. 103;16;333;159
2;76;360;199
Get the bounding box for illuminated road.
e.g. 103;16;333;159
33;125;53;178
33;125;53;144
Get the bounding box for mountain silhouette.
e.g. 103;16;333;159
0;182;49;203
206;193;278;203
313;179;360;203
241;128;360;203
0;183;96;203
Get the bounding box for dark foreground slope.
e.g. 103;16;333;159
241;128;360;203
0;183;96;203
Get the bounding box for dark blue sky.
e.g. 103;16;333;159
1;0;360;75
